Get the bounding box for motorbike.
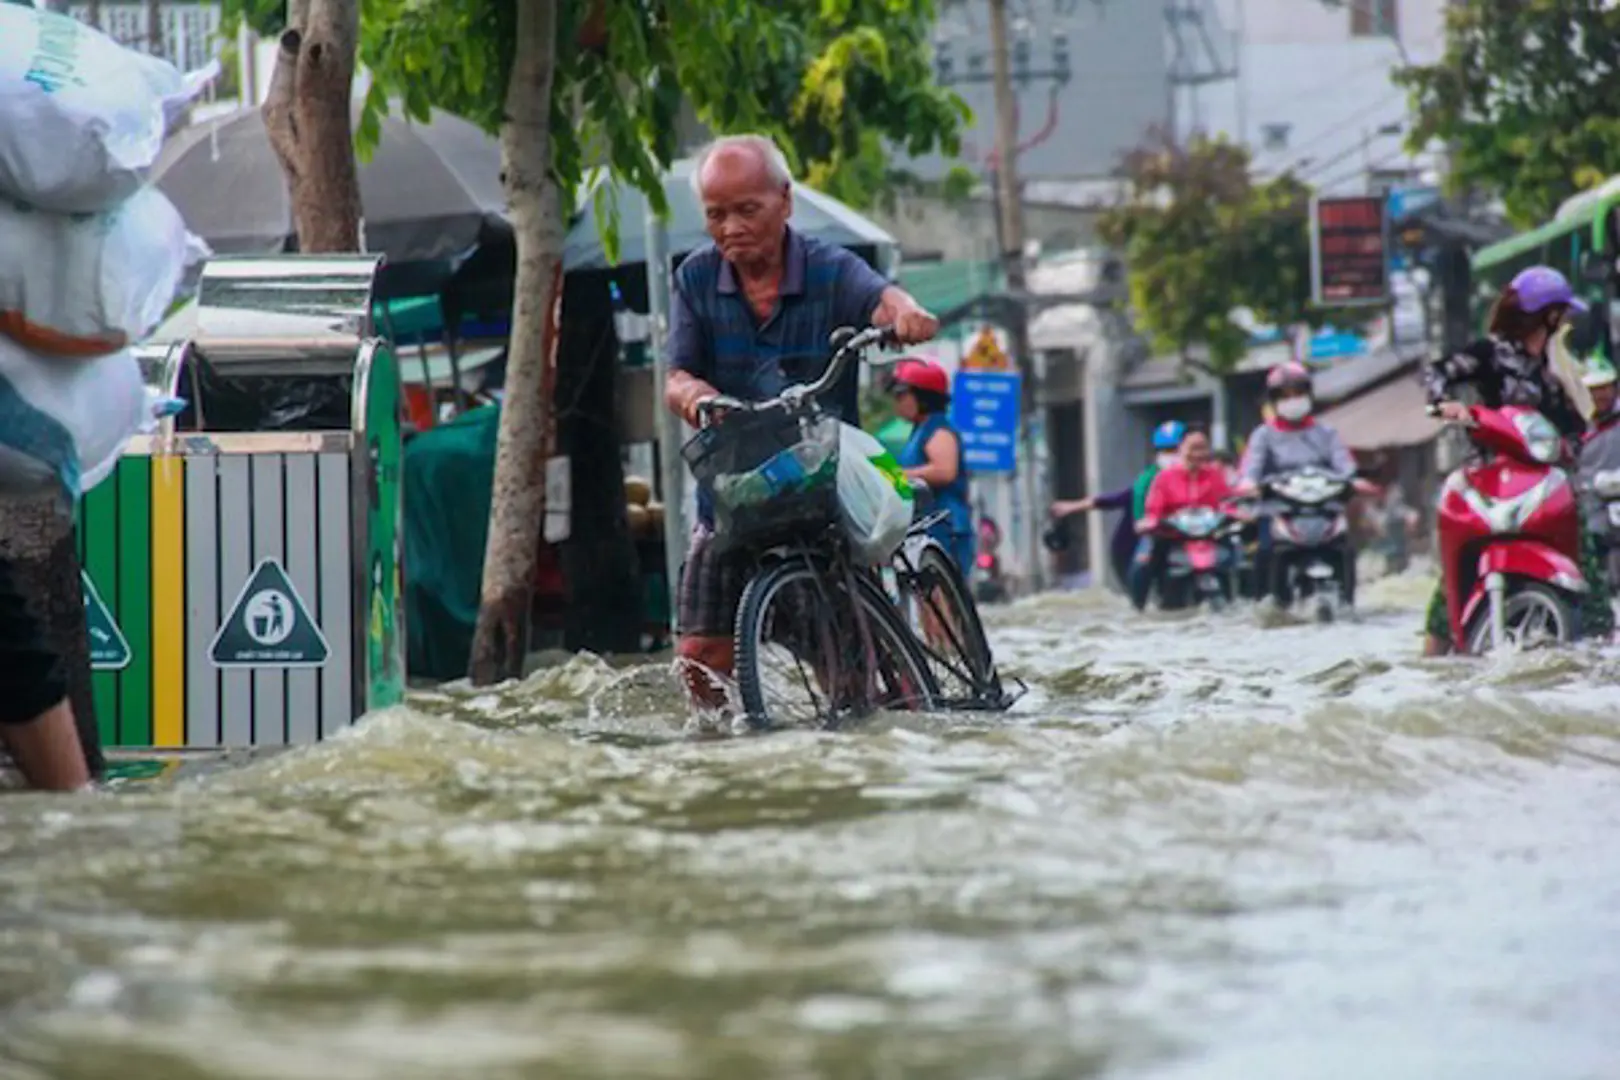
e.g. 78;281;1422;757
1261;466;1356;623
1434;403;1585;653
1153;505;1244;612
973;515;1008;604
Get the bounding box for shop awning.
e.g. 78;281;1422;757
1318;374;1441;450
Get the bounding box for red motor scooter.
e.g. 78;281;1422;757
1434;403;1586;653
1153;505;1245;611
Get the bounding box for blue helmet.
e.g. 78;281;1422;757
1152;419;1186;450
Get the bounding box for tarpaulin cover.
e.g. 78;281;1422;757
403;404;498;680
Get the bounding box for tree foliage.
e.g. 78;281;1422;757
1097;133;1318;374
1395;0;1620;226
230;0;969;225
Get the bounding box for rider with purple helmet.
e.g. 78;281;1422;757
1421;264;1599;654
1422;264;1589;439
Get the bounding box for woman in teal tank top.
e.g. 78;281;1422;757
891;358;975;574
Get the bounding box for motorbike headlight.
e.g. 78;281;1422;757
1514;413;1562;464
1593;469;1620;500
1169;509;1216;536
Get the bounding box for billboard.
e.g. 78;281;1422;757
1310;194;1390;307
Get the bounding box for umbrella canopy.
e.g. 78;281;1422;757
151;104;508;263
564;158;899;272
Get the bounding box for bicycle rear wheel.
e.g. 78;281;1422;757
897;539;1002;706
735;558;937;730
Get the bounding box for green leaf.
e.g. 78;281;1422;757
1395;0;1620;225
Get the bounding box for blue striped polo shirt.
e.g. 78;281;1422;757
668;226;890;524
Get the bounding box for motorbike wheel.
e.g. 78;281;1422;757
1462;581;1576;654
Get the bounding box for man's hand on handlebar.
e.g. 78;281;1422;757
695;395;746;428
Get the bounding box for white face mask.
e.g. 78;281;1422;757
1275;397;1312;422
1156;451;1178;468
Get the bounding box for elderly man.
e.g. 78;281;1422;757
663;134;939;705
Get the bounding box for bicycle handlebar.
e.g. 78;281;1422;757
696;325;899;427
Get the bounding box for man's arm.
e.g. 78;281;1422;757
1239;426;1269;486
662;273;718;427
836;252;938;345
1423;339;1492;406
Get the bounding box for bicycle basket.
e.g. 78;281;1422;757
683;410;840;551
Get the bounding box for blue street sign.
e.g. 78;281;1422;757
950;371;1021;474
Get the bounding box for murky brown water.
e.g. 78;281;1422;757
3;571;1620;1080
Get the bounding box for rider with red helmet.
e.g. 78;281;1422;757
1241;361;1369;608
891;357;974;573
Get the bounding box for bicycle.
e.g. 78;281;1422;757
684;326;940;730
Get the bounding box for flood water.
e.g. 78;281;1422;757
3;570;1620;1080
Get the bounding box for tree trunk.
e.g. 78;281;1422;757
557;278;643;656
261;0;362;254
467;0;562;686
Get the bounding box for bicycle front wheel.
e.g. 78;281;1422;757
734;558;938;730
898;539;1001;705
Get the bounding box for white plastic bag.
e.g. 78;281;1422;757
836;423;914;563
0;189;205;357
0;5;218;212
0;337;147;498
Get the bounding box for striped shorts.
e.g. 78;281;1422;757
676;526;750;637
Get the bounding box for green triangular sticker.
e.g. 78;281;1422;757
209;557;329;668
81;571;130;671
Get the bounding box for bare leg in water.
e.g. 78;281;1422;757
2;700;91;791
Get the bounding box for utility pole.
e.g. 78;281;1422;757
644;202;685;634
986;0;1044;594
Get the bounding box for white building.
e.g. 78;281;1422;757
1191;0;1451;194
66;2;223;76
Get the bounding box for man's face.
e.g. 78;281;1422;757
1594;382;1617;416
1181;433;1210;471
698;146;792;268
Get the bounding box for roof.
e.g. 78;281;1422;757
898;260;1002;320
1318;370;1440;450
1028;250;1109;352
1120;341;1293;391
1311;345;1426;406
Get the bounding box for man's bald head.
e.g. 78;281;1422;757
692;135;794;272
691;135;793;199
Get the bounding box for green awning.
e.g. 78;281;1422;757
897;259;1003;319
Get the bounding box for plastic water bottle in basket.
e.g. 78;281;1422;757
683;411;841;552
